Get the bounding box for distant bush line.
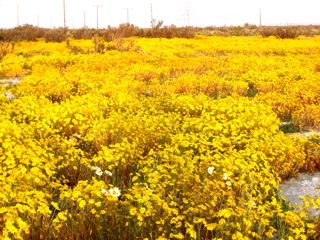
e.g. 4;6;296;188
1;23;320;42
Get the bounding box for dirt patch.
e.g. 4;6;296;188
0;78;21;87
279;172;320;216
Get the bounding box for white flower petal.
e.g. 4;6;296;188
208;166;215;174
109;188;121;198
95;169;103;176
74;133;81;138
101;189;109;195
223;173;229;180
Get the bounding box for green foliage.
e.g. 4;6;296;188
280;123;300;134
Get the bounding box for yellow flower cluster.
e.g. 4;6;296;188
0;36;320;239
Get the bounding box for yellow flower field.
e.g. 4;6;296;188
1;36;320;239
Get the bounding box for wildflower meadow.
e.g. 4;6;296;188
1;35;320;239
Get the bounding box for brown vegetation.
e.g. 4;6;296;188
1;24;320;43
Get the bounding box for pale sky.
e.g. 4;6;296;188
0;0;319;29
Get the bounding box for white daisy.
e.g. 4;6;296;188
95;168;103;176
109;187;121;198
223;173;229;180
208;166;215;174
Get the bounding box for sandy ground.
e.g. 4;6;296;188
0;78;21;87
279;172;320;216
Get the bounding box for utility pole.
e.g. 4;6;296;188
37;15;39;27
259;8;262;26
93;5;102;29
179;0;190;26
83;10;86;28
186;1;190;26
151;4;153;20
17;3;19;27
124;8;132;24
151;4;155;28
63;0;66;28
